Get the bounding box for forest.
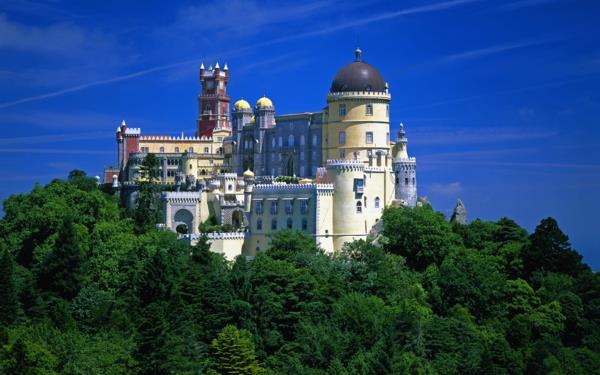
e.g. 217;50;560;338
0;170;599;374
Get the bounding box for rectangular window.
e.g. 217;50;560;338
270;200;278;214
339;131;346;145
339;149;345;158
302;218;308;231
174;147;180;153
255;201;263;215
204;147;209;153
339;103;346;116
354;178;364;194
300;200;308;214
189;147;194;153
285;200;293;214
386;104;389;117
366;104;373;115
159;147;165;153
366;132;373;144
271;219;277;230
256;219;262;230
405;178;409;185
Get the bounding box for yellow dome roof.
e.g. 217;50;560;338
256;96;273;108
249;115;255;123
233;99;251;111
243;169;255;178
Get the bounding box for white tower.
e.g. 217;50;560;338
392;123;417;207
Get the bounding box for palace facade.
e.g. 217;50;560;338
105;48;418;258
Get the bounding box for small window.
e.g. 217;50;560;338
255;201;263;215
288;134;294;147
366;104;373;115
159;146;164;153
271;219;277;230
412;177;415;185
356;201;362;213
339;103;346;116
302;218;308;231
339;149;345;158
366;132;373;144
300;135;305;146
175;147;180;153
300;151;305;161
279;137;283;147
300;166;305;176
228;184;233;191
189;147;194;153
285;200;293;214
256;219;262;230
386;132;390;144
353;151;359;160
189;164;193;169
312;134;317;146
204;147;209;153
339;131;346;145
300;200;308;214
272;138;276;148
375;197;380;208
386;104;389;117
270;201;278;214
405;177;409;185
286;218;293;229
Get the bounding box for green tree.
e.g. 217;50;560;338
0;250;19;326
382;205;459;271
207;325;264;375
139;153;161;183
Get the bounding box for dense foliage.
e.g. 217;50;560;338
0;171;598;374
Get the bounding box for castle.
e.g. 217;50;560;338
105;48;418;258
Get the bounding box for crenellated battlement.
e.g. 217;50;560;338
253;183;334;194
161;191;202;203
326;159;365;171
140;135;214;142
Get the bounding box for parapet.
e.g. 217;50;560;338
161;191;202;203
326;159;365;171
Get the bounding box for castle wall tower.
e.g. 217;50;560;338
116;120;140;174
197;62;231;138
253;96;276;176
231;99;252;175
327;159;368;250
392;123;417;207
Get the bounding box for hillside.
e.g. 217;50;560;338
1;171;599;374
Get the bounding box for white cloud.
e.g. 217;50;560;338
428;181;463;195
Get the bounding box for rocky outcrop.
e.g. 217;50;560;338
450;199;467;225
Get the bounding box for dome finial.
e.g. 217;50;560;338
354;47;362;62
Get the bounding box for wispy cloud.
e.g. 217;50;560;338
409;127;556;145
0;111;122;130
0;132;112;146
494;0;561;12
439;38;552;63
0;148;112;155
0;0;479;109
428;181;463;195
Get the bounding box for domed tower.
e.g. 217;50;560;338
323;48;391;165
392;123;417;207
231;99;252;174
253;96;276;176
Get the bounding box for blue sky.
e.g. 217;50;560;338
1;0;599;267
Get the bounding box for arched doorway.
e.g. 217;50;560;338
174;209;194;233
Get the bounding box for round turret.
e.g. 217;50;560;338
234;99;251;111
243;169;255;179
256;96;273;108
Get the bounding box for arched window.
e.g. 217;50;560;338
366;104;373;115
159;146;164;153
256;219;262;230
356;201;362;213
189;147;194;153
375;197;380;208
174;147;180;153
300;135;305;146
286;218;293;229
288;134;294;147
339;131;346;145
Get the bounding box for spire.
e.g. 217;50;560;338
354;47;362;62
215;62;220;69
223;63;228;70
121;120;127;127
398;122;407;141
209;64;213;70
200;63;205;70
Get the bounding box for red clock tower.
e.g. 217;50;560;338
197;62;231;138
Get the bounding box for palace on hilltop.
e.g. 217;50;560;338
104;48;418;258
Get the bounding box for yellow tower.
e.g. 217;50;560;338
322;48;391;166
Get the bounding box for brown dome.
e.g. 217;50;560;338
330;48;386;93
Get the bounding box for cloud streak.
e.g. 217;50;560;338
0;0;479;109
0;132;112;146
0;148;112;155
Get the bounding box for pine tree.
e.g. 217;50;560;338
207;325;264;375
0;249;18;325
